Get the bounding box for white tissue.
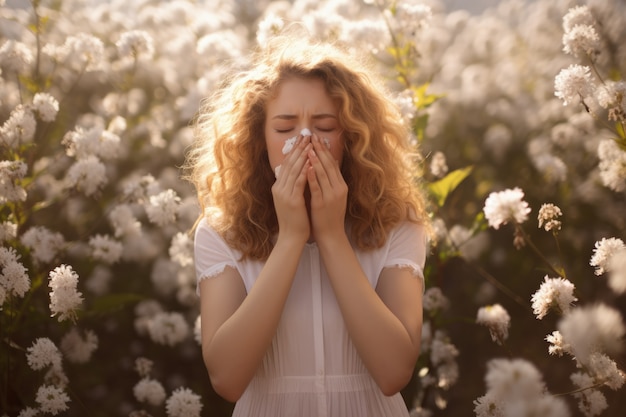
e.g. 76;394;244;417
281;136;297;155
300;128;312;136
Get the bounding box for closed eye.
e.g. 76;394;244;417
275;128;294;133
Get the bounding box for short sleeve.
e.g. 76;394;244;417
383;221;428;283
194;218;239;293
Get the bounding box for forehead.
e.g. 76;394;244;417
266;77;337;114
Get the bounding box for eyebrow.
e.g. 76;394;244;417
271;113;337;120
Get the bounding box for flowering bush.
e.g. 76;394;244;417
1;0;625;417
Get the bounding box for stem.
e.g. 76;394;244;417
554;381;606;397
516;225;566;279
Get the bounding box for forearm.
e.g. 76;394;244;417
318;234;421;395
205;236;305;401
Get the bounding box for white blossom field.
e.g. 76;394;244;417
1;0;625;416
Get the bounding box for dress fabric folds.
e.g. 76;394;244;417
195;218;427;417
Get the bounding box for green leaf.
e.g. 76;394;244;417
428;166;473;207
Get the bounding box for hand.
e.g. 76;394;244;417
306;133;348;242
272;134;311;244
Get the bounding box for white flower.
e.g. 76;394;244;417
35;385;70;415
531;276;577;319
135;357;154;378
17;407;39;417
430;151;448;178
65;155;107;196
169;232;193;267
62;126;121;160
116;30;155;60
58;33;105;72
587;352;625;390
430;330;459;366
474;392;503;417
89;234;123;264
597;139;626;192
165;387;203;417
147;312;190;346
546;331;571;356
562;24;600;58
423;287;450;314
60;328;98;364
562;5;596;33
558;303;625;364
32;93;60;122
607;249;626;294
145;189;181;226
0;160;28;204
0;40;33;72
0;246;30;299
134;377;166;406
108;204;141;238
0;105;36;149
256;14;284;47
590;237;625;275
21;226;65;264
0;221;17;242
483;187;531;229
537;203;563;232
571;371;608;417
26;338;62;371
484;358;544;401
554;64;595;106
48;264;83;322
476;304;510;345
595;81;626;110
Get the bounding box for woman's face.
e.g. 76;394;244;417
264;77;344;174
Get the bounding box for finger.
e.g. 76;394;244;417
311;133;340;185
276;136;311;186
307;163;323;202
307;146;332;194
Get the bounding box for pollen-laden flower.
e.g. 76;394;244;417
32;92;60;123
48;264;83;322
60;327;98;364
56;33;105;72
485;358;545;401
89;234;123;264
145;189;181;227
570;371;608;417
165;387;203;417
476;304;511;345
422;287;450;314
134;377;167;406
607;249;626;294
0;160;28;204
116;30;155;60
65;155;107;196
562;5;597;33
554;64;595;106
20;226;66;264
0;40;33;72
147;311;190;346
169;232;193;267
17;407;38;417
0;246;30;299
430;151;448;178
35;385;70;415
537;203;563;232
531;276;577;319
595;80;626;122
62;126;122;161
108;204;142;238
0;105;37;150
546;331;571;356
558;303;625;364
587;352;626;390
483;187;531;230
562;24;600;58
597;139;626;192
256;13;284;47
590;237;625;276
26;338;63;371
0;221;17;242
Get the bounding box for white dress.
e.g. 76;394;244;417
194;218;427;417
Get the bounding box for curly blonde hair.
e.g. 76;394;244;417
185;35;431;260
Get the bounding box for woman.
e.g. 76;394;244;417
185;35;431;417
